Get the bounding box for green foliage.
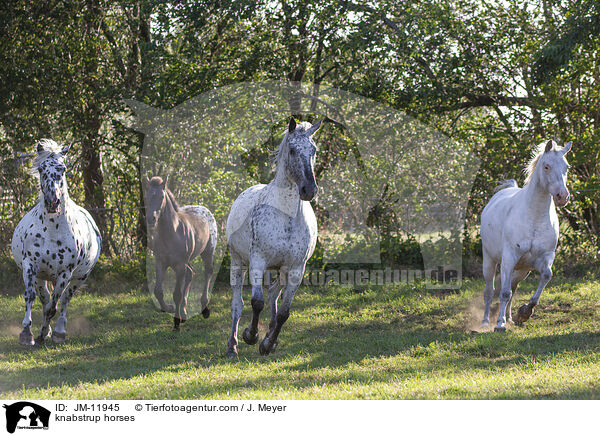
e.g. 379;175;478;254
2;0;600;265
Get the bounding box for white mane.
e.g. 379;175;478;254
30;139;65;178
524;140;559;185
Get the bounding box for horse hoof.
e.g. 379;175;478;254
19;329;34;346
259;338;271;355
201;307;210;319
494;326;506;333
514;303;534;324
226;346;238;359
51;331;66;344
242;328;258;345
162;304;175;313
480;321;490;329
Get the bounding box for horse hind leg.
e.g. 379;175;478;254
481;254;496;328
243;257;266;346
40;271;72;342
227;253;245;358
19;260;38;346
266;271;284;351
200;248;214;319
494;254;518;332
34;279;52;345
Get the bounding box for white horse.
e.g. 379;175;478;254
480;139;571;331
11;139;101;345
226;118;322;357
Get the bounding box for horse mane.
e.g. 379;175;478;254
29;139;64;178
166;189;180;211
524;140;558;185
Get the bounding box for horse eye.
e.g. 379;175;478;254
544;165;550;171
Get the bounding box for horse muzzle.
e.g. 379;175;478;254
299;184;318;201
45;200;60;214
553;191;570;207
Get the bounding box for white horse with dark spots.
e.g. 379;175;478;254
226;118;322;357
11;139;101;345
480;139;572;332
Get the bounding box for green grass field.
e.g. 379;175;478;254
1;275;599;399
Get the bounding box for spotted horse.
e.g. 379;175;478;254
226;118;322;357
11;139;101;345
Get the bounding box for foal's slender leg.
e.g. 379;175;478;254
173;264;193;331
200;248;214;318
52;277;84;343
259;266;304;355
481;253;496;328
154;259;173;313
34;279;52;344
20;259;38;346
495;252;518;332
227;252;245;358
243;256;266;345
515;254;554;324
40;270;72;341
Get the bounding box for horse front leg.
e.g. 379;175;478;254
19;260;38;346
227;253;245;358
495;253;518;332
259;267;303;355
242;257;266;346
154;259;173;313
508;269;530;324
34;279;52;344
515;254;554;324
40;271;72;342
481;253;496;328
173;264;193;331
200;248;214;319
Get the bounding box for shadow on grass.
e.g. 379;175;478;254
1;281;599;399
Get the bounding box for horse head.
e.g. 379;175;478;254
145;175;169;229
282;118;322;201
537;140;572;207
35;139;71;215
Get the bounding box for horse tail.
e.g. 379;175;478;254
494;179;518;192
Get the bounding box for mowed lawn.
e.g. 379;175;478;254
1;274;600;399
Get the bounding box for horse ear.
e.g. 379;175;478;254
306;119;324;136
545;140;553;153
37;142;44;153
562;141;572;155
288;117;297;133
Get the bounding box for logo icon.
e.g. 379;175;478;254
3;402;50;433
